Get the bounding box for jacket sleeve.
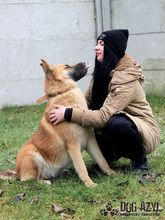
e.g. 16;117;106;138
71;80;136;128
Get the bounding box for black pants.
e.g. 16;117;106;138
95;114;146;164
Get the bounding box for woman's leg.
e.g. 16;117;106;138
107;114;150;171
95;114;150;171
94;130;121;164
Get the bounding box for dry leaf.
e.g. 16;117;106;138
52;204;75;216
139;174;152;184
61;212;73;218
7;180;13;184
67;208;75;214
0;190;4;197
4;141;8;147
150;173;160;179
13;193;26;202
152;152;160;158
139;173;164;184
8;116;13;121
30;199;38;204
117;181;129;186
7;159;15;164
87;198;98;203
52;204;66;213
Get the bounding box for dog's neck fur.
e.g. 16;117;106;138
37;77;77;104
37;86;76;103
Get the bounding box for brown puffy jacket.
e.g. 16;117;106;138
71;54;160;154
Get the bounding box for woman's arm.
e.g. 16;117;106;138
70;81;135;128
50;81;135;128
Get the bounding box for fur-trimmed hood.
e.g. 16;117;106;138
110;54;146;85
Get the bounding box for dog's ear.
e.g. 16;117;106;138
40;59;54;74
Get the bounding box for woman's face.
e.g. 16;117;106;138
95;40;104;63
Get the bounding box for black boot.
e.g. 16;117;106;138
131;159;150;173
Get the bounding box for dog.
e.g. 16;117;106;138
0;59;115;187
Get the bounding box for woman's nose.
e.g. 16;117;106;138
94;45;99;50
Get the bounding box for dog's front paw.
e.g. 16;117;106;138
39;180;52;185
85;179;97;187
91;183;97;187
86;183;97;188
44;180;52;185
107;169;116;176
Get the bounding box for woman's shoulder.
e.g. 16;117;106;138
110;54;144;85
114;54;138;70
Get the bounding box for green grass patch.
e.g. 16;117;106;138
0;95;165;219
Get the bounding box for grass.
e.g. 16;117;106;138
0;95;165;219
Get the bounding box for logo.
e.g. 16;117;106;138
100;201;119;216
100;200;163;217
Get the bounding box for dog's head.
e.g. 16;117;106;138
37;59;90;103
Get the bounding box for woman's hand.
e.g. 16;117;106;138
49;105;66;125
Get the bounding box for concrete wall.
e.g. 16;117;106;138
0;0;96;108
0;0;165;108
109;0;165;95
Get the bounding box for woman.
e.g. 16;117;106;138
49;29;160;172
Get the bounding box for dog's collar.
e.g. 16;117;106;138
36;95;47;103
36;94;56;103
37;87;73;103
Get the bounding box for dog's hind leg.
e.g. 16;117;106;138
86;132;115;175
18;155;39;181
15;145;40;181
67;144;96;187
19;158;51;184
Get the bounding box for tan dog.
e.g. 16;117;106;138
0;59;115;187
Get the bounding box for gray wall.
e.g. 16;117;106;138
117;0;165;95
0;0;165;108
0;0;96;108
97;0;165;96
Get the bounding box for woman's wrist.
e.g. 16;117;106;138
64;108;73;122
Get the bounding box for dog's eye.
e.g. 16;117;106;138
65;65;71;69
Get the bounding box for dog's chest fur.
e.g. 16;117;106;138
31;128;89;180
29;87;90;180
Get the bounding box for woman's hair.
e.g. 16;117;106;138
91;43;120;110
95;43;120;81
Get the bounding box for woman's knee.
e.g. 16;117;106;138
107;114;136;135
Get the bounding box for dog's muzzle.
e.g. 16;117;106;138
68;62;91;82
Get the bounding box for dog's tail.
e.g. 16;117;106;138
0;170;17;180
